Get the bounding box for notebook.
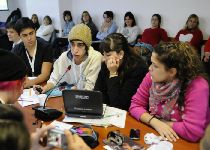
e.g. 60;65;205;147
62;90;104;119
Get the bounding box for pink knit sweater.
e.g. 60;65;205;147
129;73;210;142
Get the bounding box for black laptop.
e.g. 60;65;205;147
62;90;103;119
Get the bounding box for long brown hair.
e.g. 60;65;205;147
100;33;147;81
154;42;208;108
184;14;199;30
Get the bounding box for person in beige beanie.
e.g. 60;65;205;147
68;23;92;48
35;23;102;93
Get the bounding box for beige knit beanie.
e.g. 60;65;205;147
68;24;92;48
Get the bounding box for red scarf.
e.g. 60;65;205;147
149;79;181;120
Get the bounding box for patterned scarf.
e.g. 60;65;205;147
149;79;181;120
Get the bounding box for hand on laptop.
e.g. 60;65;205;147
64;130;91;150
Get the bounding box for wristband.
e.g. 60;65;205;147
148;115;155;124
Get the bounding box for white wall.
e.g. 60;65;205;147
1;0;210;39
70;0;210;39
25;0;62;30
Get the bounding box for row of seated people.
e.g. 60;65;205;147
55;11;205;56
0;51;210;149
1;17;210;143
4;10;205;51
3;11;208;64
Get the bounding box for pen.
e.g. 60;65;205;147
29;88;32;96
18;100;33;102
103;113;122;118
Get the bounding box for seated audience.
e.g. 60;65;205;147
175;14;203;52
53;11;75;59
129;42;210;142
62;10;75;37
94;33;148;110
117;11;139;45
31;14;40;30
0;50;90;150
139;14;169;47
36;15;54;41
81;11;98;41
6;21;21;48
12;17;53;88
36;24;102;93
96;11;117;40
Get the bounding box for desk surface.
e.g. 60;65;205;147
16;96;199;150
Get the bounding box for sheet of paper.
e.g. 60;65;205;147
18;88;39;107
50;120;73;131
103;106;127;128
63;106;127;128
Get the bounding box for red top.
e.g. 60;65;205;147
139;28;169;47
175;28;203;50
204;37;210;52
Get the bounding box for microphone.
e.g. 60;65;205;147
32;65;71;121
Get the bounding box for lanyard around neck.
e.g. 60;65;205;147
25;41;37;75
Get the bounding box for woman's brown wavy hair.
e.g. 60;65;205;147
153;41;208;108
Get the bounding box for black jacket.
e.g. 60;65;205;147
94;59;148;110
12;37;53;76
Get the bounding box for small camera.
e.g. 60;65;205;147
107;131;124;146
47;128;68;150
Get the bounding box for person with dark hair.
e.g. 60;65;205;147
36;15;54;41
12;17;53;88
0;50;90;150
31;14;40;30
129;42;210;142
62;10;75;37
53;10;75;59
138;14;169;47
0;50;27;104
0;105;30;150
117;11;139;45
94;33;148;110
6;8;22;24
35;24;102;93
6;21;21;48
175;14;203;52
96;11;117;40
81;11;98;41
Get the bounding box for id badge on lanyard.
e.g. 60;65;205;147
25;41;37;76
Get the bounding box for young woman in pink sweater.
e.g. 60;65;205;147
129;42;210;142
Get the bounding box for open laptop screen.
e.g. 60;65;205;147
62;90;103;118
